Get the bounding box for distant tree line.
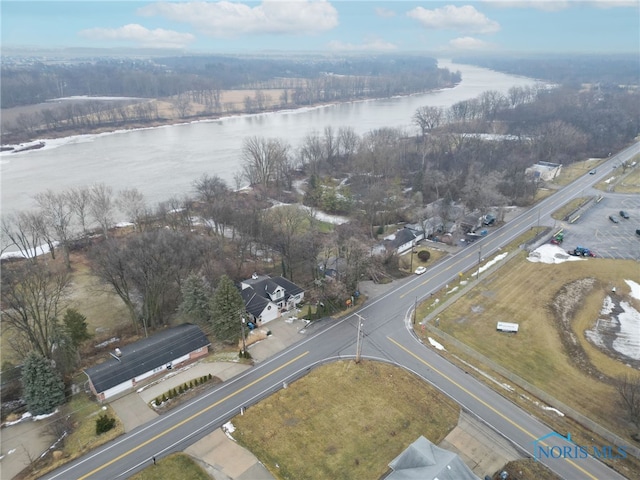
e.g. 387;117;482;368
454;53;639;88
1;54;458;108
1;54;460;144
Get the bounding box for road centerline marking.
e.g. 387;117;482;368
78;350;309;480
387;337;597;480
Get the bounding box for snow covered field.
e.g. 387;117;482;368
528;244;640;363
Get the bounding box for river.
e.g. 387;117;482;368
0;60;540;216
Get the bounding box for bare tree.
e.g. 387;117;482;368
116;187;147;231
34;190;74;269
617;373;640;431
299;131;325;175
337;126;359;161
241;136;289;188
172;93;192;118
413;106;444;138
263;205;307;281
193;174;230;236
91;230;208;334
89;183;114;238
1;212;42;262
67;186;92;236
1;262;70;360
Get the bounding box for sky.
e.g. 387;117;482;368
1;0;638;55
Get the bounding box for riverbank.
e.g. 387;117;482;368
1;85;459;148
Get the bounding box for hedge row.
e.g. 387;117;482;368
154;374;213;406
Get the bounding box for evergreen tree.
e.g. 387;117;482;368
210;275;245;344
63;308;92;347
178;274;212;324
21;351;65;415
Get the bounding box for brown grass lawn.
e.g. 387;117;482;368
552;157;605;186
0;253;130;365
231;360;460;480
130;453;210;480
611;162;640;194
399;246;448;273
67;252;131;337
430;252;639;436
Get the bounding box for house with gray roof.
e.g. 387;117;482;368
84;323;210;402
240;274;304;325
384;436;480;480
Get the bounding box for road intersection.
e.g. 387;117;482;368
43;142;639;480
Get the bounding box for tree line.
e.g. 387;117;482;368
2;79;639;424
1;54;460;144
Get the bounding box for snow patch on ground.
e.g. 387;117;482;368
541;406;565;417
586;293;640;362
1;241;59;260
526;244;581;264
428;337;445;350
472;251;509;277
625;279;640;300
613;302;640;360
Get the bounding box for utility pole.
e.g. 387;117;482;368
413;296;418;325
477;248;482;280
240;317;247;358
355;313;364;363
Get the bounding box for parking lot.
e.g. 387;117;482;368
558;191;640;260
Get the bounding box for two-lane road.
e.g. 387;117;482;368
43;143;639;480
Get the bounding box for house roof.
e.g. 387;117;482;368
387;227;421;249
240;275;304;317
240;287;273;318
386;436;479;480
84;323;210;393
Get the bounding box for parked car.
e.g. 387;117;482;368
415;266;427;275
483;214;496;226
619;210;629;219
609;215;619;224
636;229;640;236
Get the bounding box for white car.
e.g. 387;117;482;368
415;266;427;275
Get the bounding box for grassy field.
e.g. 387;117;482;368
610;161;640;194
551;157;604;186
431;255;638;427
130;453;210;480
231;360;461;480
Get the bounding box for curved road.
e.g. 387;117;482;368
44;143;639;480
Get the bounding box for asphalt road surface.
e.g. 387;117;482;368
43;142;639;480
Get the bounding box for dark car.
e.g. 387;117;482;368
636;229;640;236
620;210;630;219
609;215;619;224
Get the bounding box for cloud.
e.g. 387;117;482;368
138;0;339;37
407;5;500;34
328;38;397;52
78;24;195;48
374;7;396;18
483;0;638;11
588;0;639;8
448;36;492;50
481;0;570;11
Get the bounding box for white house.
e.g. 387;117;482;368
525;161;562;181
240;274;304;325
84;323;210;402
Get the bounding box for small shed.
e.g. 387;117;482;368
84;323;210;402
